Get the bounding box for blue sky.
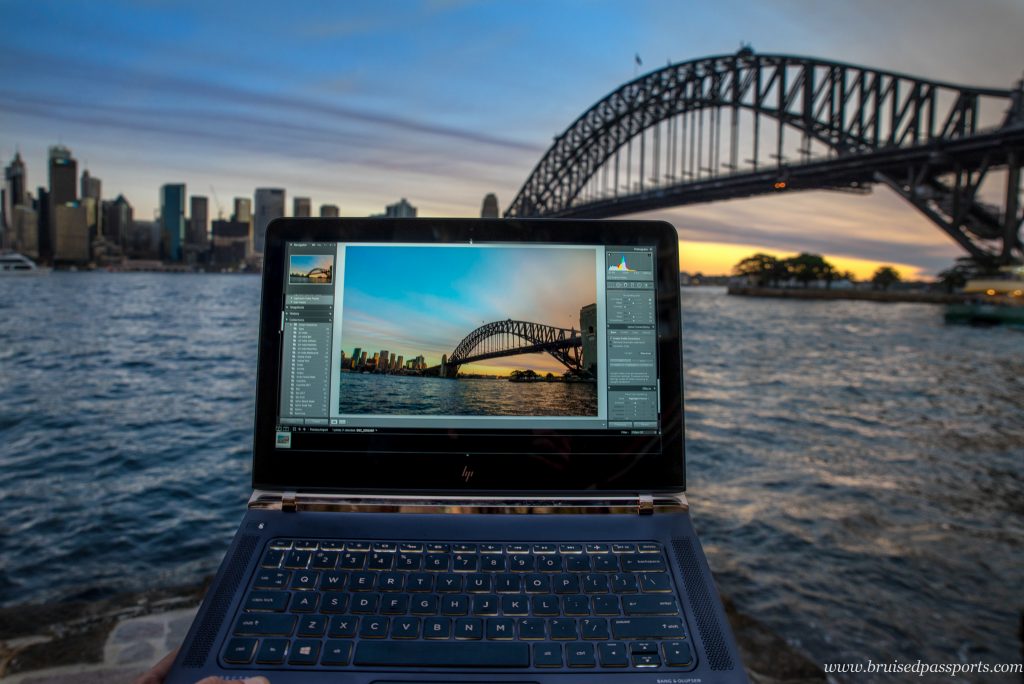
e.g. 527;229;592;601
339;245;596;374
2;0;1022;276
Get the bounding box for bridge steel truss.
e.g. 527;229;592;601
505;51;1024;265
444;319;584;375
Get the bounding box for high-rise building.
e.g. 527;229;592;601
101;194;133;248
53;201;90;264
80;169;101;201
383;198;417;218
11;204;39;258
293;197;311;217
254;188;285;254
359;351;367;367
320;204;339;218
3;152;28;248
46;145;77;261
210;219;250;265
160;183;186;261
189;195;209;247
233;197;252;224
480;193;499;218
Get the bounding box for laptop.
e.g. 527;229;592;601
166;217;748;683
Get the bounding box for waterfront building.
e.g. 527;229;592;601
233;197;252;223
396;355;404;371
189;196;209;247
359;351;367;367
126;219;161;259
46;146;77;261
320;204;339;217
293;197;311;217
3;152;28;248
352;348;362;367
389;352;397;371
211;219;250;265
160;183;186;262
11;204;39;258
480;193;499;218
379;350;389;371
101;195;133;248
80;169;101;201
382;198;417;218
53;201;90;264
254;188;285;254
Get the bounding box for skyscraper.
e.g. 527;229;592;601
2;152;27;248
383;198;417;218
160;183;186;261
233;197;252;224
320;204;339;218
101;194;133;248
480;193;499;218
189;195;209;247
293;197;311;217
254;188;284;254
80;169;101;201
46;145;77;261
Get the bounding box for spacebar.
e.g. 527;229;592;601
354;642;530;667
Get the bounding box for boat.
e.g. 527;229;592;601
0;250;50;275
945;265;1024;326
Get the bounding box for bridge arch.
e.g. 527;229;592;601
506;49;1024;264
441;319;585;377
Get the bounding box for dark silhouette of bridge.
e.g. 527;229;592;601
506;48;1024;265
429;319;587;378
291;265;332;279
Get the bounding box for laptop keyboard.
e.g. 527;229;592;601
222;539;696;671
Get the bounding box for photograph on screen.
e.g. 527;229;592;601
289;254;334;284
337;245;598;417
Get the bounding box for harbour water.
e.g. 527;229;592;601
337;373;598;416
0;274;1021;671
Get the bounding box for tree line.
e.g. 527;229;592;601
732;253;902;290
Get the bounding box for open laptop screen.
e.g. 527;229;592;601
254;219;683;492
276;242;660;439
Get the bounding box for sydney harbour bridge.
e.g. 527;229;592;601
505;48;1024;266
434;319;587;379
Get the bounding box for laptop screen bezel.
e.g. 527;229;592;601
252;218;685;493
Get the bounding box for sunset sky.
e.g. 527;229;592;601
2;1;1021;279
339;245;596;376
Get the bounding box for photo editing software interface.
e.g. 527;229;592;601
274;241;660;448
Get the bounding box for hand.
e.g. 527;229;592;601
133;649;270;684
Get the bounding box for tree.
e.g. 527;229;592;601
733;253;782;286
936;257;997;293
839;270;857;283
871;266;901;291
784;253;834;288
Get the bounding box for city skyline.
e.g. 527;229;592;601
3;2;1022;278
338;245;597;376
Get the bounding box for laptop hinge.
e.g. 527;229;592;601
637;494;654;515
249;490;688;515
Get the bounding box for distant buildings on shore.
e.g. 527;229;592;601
0;146;464;270
340;346;428;374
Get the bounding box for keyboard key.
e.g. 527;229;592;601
319;571;346;590
566;555;591;572
479;543;502;554
593;594;620;615
610;617;686;639
426;543;449;553
293;540;318;550
354;641;529;667
518;618;546;639
510;555;534;572
222;637;256;664
554;574;580;594
407;573;433;592
453;554;478;571
367;552;393;570
349;571;375;591
284;550;311;569
347;541;370;552
288;639;320;665
486;617;515;639
321;592;348;613
351;594;379;613
327;615;357;638
581;617;610;640
480;555;505;571
611;543;635;553
663;640;695;667
399;542;423;553
524;574;550;593
395;554;421;570
559;543;584;554
359;616;389;638
373;542;397;552
453;543;477;553
586;543;609;554
640;573;672;592
320;540;345;551
412;594;439;614
506;543;530;554
260;549;284;567
583;574;609;593
339;552;366;569
598;641;629;667
297;615;326;637
438;574;463;592
533;642;563;667
378;571;404;591
425;555;449;571
538;555;562;572
621;554;666;572
501;595;529;615
623;595;680;615
533;543;556;554
472;595;498;615
454;617;483;639
234;614;295;636
289;592;318;612
638;543;660;553
268;538;292;550
289;570;318;590
381;595;409;614
256;638;288;664
566;642;596;667
442;594;469;615
634;653;661;667
321;640;352;665
466;573;491;592
424;617;451;639
391;617;421;639
244;590;288;611
311;551;338;569
612;573;639;593
549;618;577;640
594;555;619;572
495;574;520;593
563;595;590;615
531;595;559;616
253;569;289;589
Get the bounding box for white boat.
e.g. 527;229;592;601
0;251;50;275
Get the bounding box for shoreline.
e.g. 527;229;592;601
727;285;985;305
0;579;825;683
